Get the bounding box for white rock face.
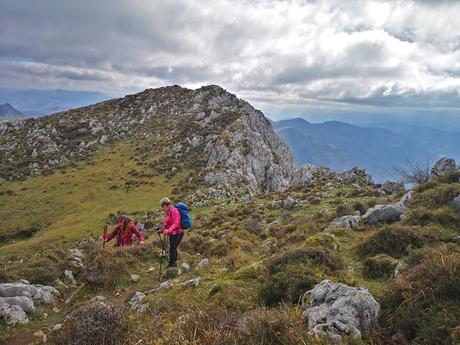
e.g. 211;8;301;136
302;280;380;342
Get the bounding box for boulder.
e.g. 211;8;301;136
302;280;380;341
431;157;456;178
0;302;28;325
453;195;460;212
291;164;318;187
363;192;412;224
0;283;60;304
64;270;77;286
53;323;62;332
181;262;191;272
181;277;201;288
197;258;210;270
328;213;361;230
283;196;297;209
337;167;373;185
379;180;404;195
0;296;35;313
128;292;146;308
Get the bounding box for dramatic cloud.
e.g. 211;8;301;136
1;0;460;118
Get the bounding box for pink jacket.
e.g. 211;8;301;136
163;206;184;236
106;219;144;246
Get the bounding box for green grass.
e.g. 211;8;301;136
0;140;184;256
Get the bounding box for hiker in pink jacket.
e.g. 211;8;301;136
159;197;184;267
104;216;145;246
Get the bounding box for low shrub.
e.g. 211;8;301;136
335;204;352;218
357;225;427;259
411;184;460;209
378;245;460;345
405;206;460;228
259;246;342;306
50;303;126;345
363;254;398;279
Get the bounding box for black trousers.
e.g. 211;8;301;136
169;233;184;267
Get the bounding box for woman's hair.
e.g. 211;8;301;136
160;197;171;207
121;216;132;234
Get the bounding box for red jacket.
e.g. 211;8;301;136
163;206;184;236
106;219;144;246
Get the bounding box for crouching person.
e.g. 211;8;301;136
159;197;184;267
104;216;145;246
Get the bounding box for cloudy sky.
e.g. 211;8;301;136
1;0;460;125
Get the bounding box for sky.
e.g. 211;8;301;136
1;0;460;126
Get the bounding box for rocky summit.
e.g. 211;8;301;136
0;85;292;203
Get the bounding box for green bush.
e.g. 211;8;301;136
357;225;427;259
411;184;460;209
259;246;342;306
363;254;398;279
380;246;460;345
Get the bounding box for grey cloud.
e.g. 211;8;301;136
1;0;460;115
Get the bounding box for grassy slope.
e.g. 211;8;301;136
1;145;459;344
0;140;182;256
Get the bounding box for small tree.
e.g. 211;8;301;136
394;160;431;185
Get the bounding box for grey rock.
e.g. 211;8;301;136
431;157;456;178
363;192;412;224
128;292;146;308
181;262;191;272
0;302;29;325
69;248;85;260
380;180;404;195
291;164;318;187
159;281;172;290
283;196;297;209
0;283;60;304
53;323;62;332
0;296;35;313
64;270;77;286
130;274;140;283
271;200;283;209
197;258;210;270
329;214;361;230
181;277;201;288
394;262;407;279
338;167;373;185
453;195;460;212
302;280;380;341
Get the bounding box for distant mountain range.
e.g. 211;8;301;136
0;103;26;121
0;88;110;116
273;118;460;182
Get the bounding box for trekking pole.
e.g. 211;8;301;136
102;224;108;249
157;230;164;281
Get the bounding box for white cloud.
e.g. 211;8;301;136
1;0;460;115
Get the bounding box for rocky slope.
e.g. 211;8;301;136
0;85;292;200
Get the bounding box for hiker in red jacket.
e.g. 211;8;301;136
104;216;145;246
159;197;184;267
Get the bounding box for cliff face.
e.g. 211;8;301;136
0;85;293;196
